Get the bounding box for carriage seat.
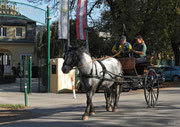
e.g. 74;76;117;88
136;62;150;67
118;58;137;76
135;62;150;75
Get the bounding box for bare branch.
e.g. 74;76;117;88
87;0;102;16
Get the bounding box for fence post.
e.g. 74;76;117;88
38;59;41;92
24;56;28;106
29;56;32;93
20;60;23;92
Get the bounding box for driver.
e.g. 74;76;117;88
112;35;132;58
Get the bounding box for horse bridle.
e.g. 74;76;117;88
64;50;79;69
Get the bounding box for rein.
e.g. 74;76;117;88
73;51;121;69
73;50;124;85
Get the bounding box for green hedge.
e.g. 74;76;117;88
0;75;16;84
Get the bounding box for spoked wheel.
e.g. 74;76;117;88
144;69;159;108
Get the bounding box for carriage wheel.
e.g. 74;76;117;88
144;69;159;108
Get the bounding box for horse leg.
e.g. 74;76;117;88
89;102;95;116
89;89;96;116
113;83;122;112
104;88;112;112
82;90;94;120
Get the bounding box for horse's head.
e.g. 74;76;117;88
62;47;79;74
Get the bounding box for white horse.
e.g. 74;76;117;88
62;47;123;120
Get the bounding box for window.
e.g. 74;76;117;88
16;28;23;37
0;27;7;37
0;54;11;66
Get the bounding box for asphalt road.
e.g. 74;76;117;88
0;79;180;127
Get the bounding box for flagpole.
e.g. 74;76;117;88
85;0;89;51
47;6;51;93
67;0;70;49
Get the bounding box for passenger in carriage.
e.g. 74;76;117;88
132;35;147;64
112;35;132;58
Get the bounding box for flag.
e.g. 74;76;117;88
59;0;69;39
76;0;87;40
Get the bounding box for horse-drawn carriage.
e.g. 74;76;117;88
119;57;160;108
62;47;162;120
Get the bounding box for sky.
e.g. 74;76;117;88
9;0;104;25
12;0;47;10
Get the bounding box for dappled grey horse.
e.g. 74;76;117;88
62;47;123;120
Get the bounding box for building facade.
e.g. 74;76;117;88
0;16;37;75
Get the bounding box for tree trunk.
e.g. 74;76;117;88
171;38;180;66
175;53;180;66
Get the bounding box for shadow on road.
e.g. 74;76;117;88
1;100;180;127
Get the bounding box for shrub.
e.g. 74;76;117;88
0;75;16;84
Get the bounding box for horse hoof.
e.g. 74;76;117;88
106;106;112;112
82;115;89;120
113;108;118;112
89;112;95;116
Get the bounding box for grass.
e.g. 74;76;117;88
0;104;25;110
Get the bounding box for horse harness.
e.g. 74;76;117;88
79;59;123;89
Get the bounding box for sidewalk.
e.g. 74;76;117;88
0;78;88;109
0;78;102;125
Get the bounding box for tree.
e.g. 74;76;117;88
30;0;180;65
165;1;180;65
35;19;106;59
101;0;180;65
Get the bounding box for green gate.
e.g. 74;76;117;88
19;56;32;93
0;0;51;93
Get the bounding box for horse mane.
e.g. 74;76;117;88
67;46;91;62
76;47;91;56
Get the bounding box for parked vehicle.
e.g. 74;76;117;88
160;66;180;82
147;66;166;83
